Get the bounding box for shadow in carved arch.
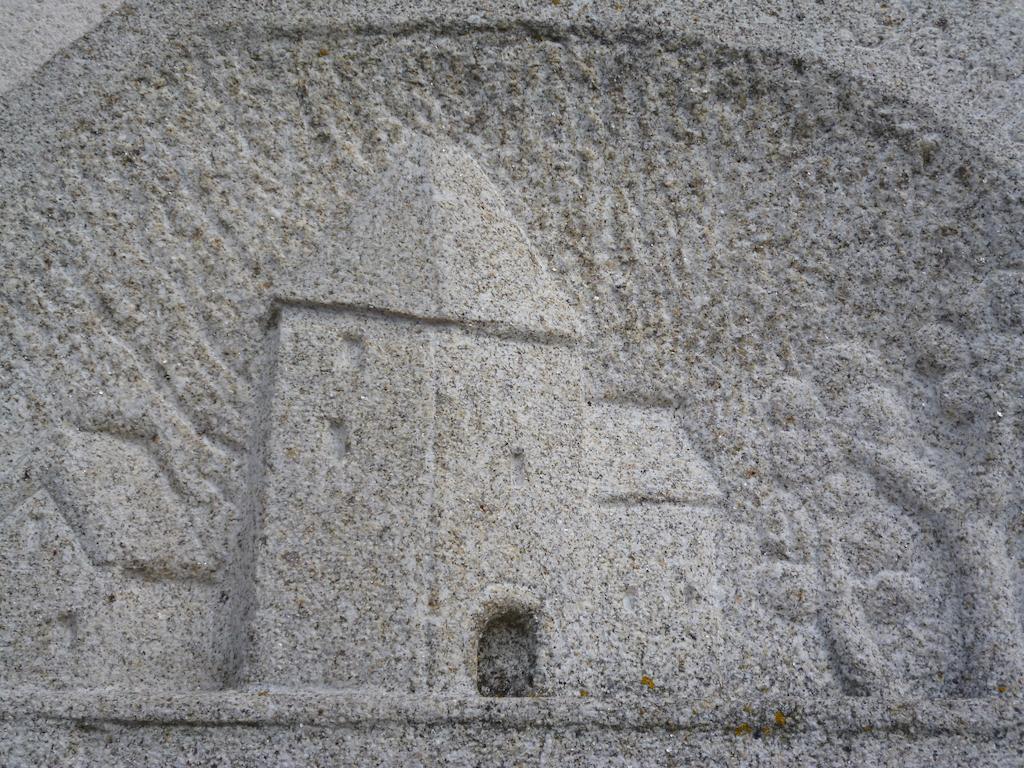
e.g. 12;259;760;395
476;604;539;698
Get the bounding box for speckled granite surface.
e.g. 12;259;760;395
1;1;1023;765
0;0;125;94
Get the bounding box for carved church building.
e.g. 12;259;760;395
238;139;726;696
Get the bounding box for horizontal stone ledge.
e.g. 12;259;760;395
1;688;1021;738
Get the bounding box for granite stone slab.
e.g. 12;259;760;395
1;1;1023;765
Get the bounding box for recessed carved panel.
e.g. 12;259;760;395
1;7;1023;763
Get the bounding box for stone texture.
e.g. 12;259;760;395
0;0;125;94
1;0;1024;764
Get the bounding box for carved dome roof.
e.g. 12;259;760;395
278;136;580;339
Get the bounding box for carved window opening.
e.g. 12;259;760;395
328;418;351;461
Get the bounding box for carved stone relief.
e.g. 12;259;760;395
1;3;1023;764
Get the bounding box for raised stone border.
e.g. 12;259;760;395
3;688;1022;738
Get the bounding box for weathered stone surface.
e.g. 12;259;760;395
0;0;125;94
1;1;1023;764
